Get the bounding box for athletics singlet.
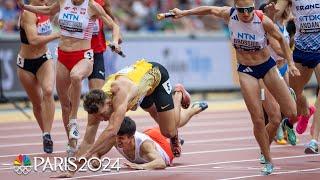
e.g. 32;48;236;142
292;0;320;52
101;60;161;111
229;9;268;52
58;0;94;40
115;131;171;165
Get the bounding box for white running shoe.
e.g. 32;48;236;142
68;120;80;140
66;143;77;157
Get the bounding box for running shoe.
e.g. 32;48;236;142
170;132;182;157
283;118;297;145
43;134;53;153
276;121;284;140
276;139;287;145
276;120;287;145
66;143;77;157
68;120;80;140
296;105;316;134
259;153;266;164
261;162;274;175
304;140;319;154
174;84;191;109
191;101;208;112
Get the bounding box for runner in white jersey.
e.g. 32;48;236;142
116;131;171;165
16;0;122;156
267;0;320;152
167;0;300;175
115;120;174;168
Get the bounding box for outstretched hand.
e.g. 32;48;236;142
170;8;185;19
124;162;144;170
263;2;279;19
289;64;301;77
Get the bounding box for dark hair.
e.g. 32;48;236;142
83;89;108;114
286;19;296;37
117;116;136;137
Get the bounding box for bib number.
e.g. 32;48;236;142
84;49;94;60
16;55;25;68
162;79;172;95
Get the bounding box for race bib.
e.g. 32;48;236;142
16;55;25;68
162;79;172;95
298;14;320;33
84;49;94;60
37;19;53;35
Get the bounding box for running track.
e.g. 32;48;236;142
0;108;319;179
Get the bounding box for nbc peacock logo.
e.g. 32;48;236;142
13;154;32;175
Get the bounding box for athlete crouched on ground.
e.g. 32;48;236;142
56;113;207;178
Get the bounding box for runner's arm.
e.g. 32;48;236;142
75;118;100;157
171;6;231;21
140;141;167;169
263;15;300;76
21;11;60;45
90;1;121;45
103;0;115;20
17;0;60;15
85;85;128;158
268;35;286;60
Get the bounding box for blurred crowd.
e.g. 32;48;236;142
0;0;265;33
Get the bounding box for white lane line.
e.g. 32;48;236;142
0;151;65;158
0;137;306;159
1;163;11;166
68;154;320;179
0;127;254;149
0;112;250;131
218;167;320;180
0;120;251;139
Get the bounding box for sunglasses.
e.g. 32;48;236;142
236;6;255;13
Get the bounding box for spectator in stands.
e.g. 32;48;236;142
0;0;19;32
1;0;265;33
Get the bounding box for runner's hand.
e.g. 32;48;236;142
111;42;121;53
289;64;301;77
264;2;278;19
170;8;185;19
124;162;144;170
90;154;101;168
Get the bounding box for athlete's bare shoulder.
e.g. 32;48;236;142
140;140;156;155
